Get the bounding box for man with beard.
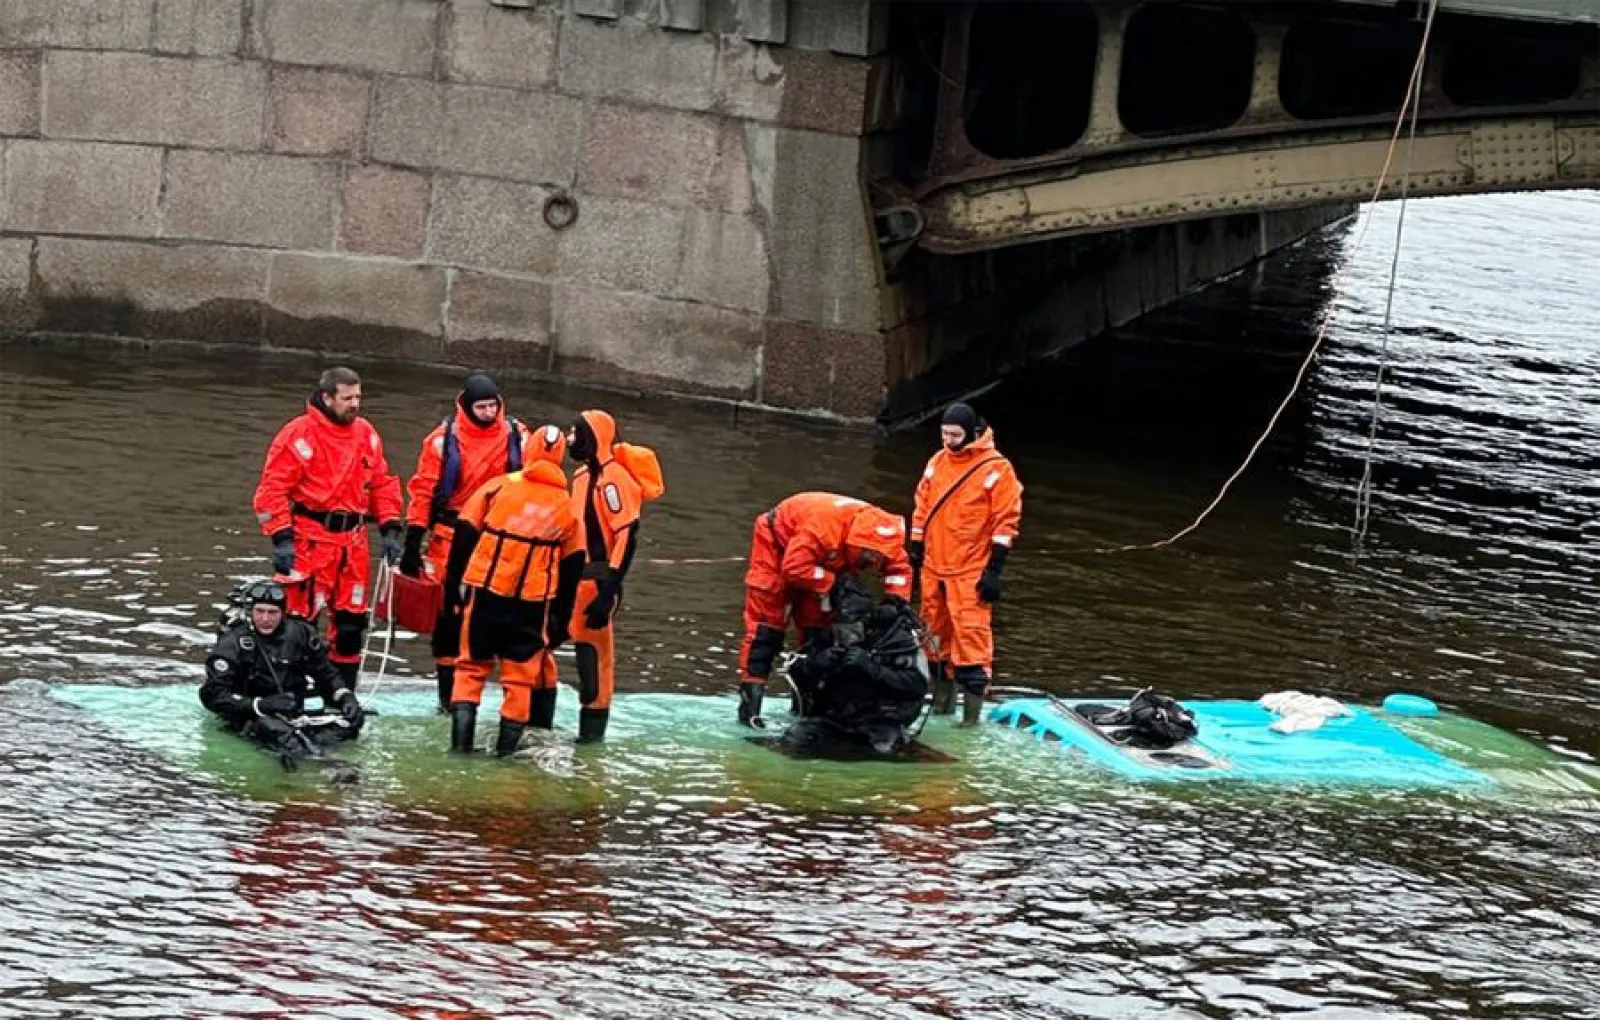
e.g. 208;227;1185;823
253;367;404;690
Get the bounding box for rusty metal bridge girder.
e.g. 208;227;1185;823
917;117;1600;253
902;0;1600;254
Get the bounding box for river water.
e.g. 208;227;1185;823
1;192;1597;1019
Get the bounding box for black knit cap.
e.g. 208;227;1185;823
941;402;984;448
458;373;501;422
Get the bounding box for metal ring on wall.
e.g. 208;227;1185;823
543;190;579;231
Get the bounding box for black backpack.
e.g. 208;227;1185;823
1079;688;1198;750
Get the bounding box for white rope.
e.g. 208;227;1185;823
1097;0;1442;555
1351;0;1439;549
356;560;398;705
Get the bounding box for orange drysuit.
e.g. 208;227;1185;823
739;492;913;684
911;427;1022;692
567;410;665;742
444;435;583;748
403;398;535;707
253;396;402;670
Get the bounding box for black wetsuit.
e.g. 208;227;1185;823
200;618;359;756
783;597;929;757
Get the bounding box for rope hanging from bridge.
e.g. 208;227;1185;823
1100;0;1443;556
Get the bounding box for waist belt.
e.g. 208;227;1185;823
292;504;369;533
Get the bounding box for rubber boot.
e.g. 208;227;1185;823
434;664;455;715
961;688;985;727
577;708;609;744
449;702;478;753
494;717;526;757
528;687;558;730
737;682;765;728
930;662;955;716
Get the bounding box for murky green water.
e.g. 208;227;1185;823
2;192;1598;1018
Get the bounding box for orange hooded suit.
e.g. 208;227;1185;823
442;424;583;754
401;374;535;710
737;492;912;726
567;410;665;743
910;411;1022;714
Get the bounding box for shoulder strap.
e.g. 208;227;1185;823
430;417;458;526
921;456;1003;536
505;417;524;473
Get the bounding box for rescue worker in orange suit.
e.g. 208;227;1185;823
253;366;404;691
909;402;1023;725
398;372;535;712
441;425;584;755
567;410;665;744
737;492;914;728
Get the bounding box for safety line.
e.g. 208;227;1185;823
1096;0;1443;555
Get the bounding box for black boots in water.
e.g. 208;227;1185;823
450;703;477;752
961;688;985;727
435;665;455;714
529;687;558;730
931;672;956;715
494;718;526;756
577;707;609;744
336;660;359;694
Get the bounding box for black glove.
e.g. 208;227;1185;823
906;539;925;572
379;522;403;566
399;525;426;577
333;688;365;733
254;692;298;718
583;583;619;631
270;530;296;575
738;682;765;729
976;544;1008;604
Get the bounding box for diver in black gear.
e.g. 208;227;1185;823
201;580;365;767
779;575;930;758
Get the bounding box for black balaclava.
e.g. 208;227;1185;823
941;402;984;451
458;373;502;427
569;415;599;465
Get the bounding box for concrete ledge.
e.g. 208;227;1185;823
0;238;38;330
265;253;447;358
445;270;553;368
34;236;268;342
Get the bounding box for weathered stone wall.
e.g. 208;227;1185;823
0;0;891;416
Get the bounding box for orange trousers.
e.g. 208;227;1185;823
452;651;559;724
568;577;615;710
280;530;371;665
920;570;993;674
